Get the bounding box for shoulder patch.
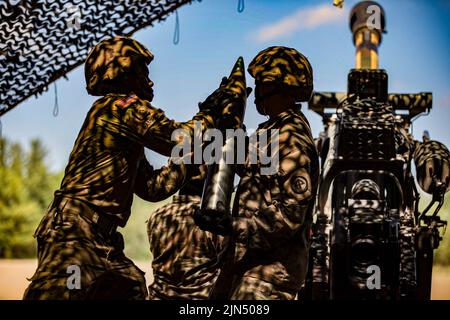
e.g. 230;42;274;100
291;175;309;194
115;95;139;109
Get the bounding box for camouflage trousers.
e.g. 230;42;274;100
23;206;147;300
229;276;297;300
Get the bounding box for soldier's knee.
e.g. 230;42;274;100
84;271;147;300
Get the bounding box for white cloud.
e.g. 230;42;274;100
254;3;347;43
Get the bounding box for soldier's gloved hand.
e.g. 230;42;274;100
194;208;232;236
185;164;207;182
220;76;230;87
198;77;230;112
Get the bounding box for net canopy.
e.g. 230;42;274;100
0;0;197;116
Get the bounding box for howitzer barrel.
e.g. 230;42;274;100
304;1;448;301
197;57;248;235
350;1;385;69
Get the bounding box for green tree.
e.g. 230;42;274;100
26;139;54;208
0;140;27;206
121;196;171;262
0;137;61;258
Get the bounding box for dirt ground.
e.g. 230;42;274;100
1;259;449;300
0;259;154;300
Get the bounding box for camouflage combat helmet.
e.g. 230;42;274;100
85;36;154;96
248;46;313;102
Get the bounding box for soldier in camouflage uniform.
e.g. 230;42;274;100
210;47;320;300
147;169;224;300
23;36;226;300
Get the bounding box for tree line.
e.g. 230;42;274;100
0;137;61;258
0;136;449;265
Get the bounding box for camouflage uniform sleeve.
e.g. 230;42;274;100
134;157;187;202
147;207;165;257
232;120;318;251
100;95;216;156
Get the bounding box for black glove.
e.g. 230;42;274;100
194;208;232;236
220;76;230;87
215;88;252;130
198;77;230;112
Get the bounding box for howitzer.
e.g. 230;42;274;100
304;1;450;300
195;57;248;235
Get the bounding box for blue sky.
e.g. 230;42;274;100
2;0;450;171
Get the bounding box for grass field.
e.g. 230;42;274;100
0;259;449;300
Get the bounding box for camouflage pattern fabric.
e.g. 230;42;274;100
147;195;224;300
229;276;297;300
23;35;233;299
85;36;154;96
248;46;313;101
23;92;216;299
308;92;432;121
23;205;147;300
413;140;450;194
212;109;319;300
414;140;450;167
56;93;215;227
414;140;450;171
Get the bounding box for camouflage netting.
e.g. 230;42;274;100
0;0;198;116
